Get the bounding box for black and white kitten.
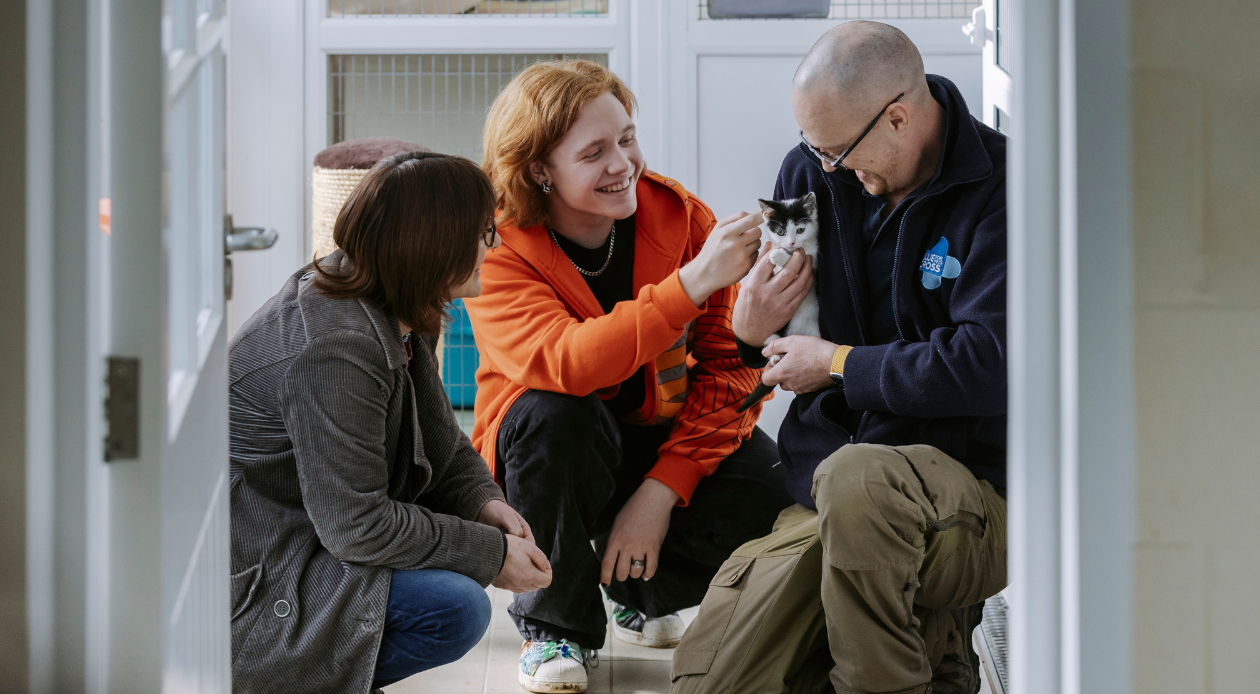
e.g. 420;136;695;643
737;192;821;413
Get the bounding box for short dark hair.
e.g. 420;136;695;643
313;151;495;335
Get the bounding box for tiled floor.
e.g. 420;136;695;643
386;586;995;694
385;587;691;694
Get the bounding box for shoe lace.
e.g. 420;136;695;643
536;639;599;670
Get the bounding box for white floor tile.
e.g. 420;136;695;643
383;659;487;694
609;634;675;662
482;660;524;693
610;658;671;694
486;627;526;661
492;587;514;609
491;608;517;631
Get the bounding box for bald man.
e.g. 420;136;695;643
671;22;1006;694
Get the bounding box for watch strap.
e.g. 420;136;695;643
830;345;852;376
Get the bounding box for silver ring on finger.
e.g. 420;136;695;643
630;558;646;570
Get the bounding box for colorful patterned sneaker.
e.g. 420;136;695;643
518;639;597;693
611;604;685;648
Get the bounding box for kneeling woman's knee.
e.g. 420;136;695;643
437;573;493;653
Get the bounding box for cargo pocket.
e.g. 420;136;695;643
230;564;263;621
898;445;989;536
671;555;755;678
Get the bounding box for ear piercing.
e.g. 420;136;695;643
541;180;553;194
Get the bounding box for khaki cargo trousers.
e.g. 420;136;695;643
670;444;1007;694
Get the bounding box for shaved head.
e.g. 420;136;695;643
791;21;943;203
793;21;927;112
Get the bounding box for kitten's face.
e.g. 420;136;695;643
758;192;818;253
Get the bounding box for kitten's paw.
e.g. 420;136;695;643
768;248;791;271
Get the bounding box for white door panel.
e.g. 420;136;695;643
161;1;232;687
696;55;800;219
97;0;232;690
975;0;1012;130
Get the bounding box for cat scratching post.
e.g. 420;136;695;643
310;137;430;259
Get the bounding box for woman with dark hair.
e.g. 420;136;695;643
228;151;552;694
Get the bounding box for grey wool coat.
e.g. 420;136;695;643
229;251;507;693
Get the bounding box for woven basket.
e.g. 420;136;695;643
311;165;369;259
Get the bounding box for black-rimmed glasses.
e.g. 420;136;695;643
481;219;498;247
800;92;905;170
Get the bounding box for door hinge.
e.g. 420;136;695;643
105;357;140;461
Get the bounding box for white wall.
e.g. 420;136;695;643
226;0;307;336
696;53;981;220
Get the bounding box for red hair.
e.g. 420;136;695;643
482;60;636;229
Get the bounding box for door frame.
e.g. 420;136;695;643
1007;0;1133;693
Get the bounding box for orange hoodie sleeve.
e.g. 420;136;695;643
464;247;706;397
644;198;769;505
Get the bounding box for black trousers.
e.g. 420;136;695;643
496;389;792;650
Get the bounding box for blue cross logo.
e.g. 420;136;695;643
920;237;961;289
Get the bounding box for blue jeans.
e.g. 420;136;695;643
372;568;493;689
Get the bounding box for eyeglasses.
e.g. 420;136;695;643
480;219;498;247
799;92;905;170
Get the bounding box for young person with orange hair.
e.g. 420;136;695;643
464;60;801;693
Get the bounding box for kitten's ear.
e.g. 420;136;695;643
757;199;776;218
801;192;818;215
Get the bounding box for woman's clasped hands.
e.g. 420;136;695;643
478;499;553;593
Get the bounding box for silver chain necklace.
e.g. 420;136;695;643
548;223;617;277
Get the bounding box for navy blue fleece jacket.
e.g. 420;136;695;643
746;75;1007;509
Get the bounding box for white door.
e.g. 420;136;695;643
96;0;267;689
966;0;1012;132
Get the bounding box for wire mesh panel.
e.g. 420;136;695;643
328;0;608;18
328;53;608;161
699;0;979;20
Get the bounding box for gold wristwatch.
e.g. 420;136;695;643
829;345;852;386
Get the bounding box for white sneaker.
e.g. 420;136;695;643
518;639;596;693
611;604;685;648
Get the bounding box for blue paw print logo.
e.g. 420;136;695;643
919;237;961;289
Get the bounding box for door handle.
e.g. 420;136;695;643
225;219;279;252
962;6;988;47
223;214;280;301
223;213;279;253
226;227;278;252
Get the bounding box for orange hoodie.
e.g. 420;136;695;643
464;172;767;505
